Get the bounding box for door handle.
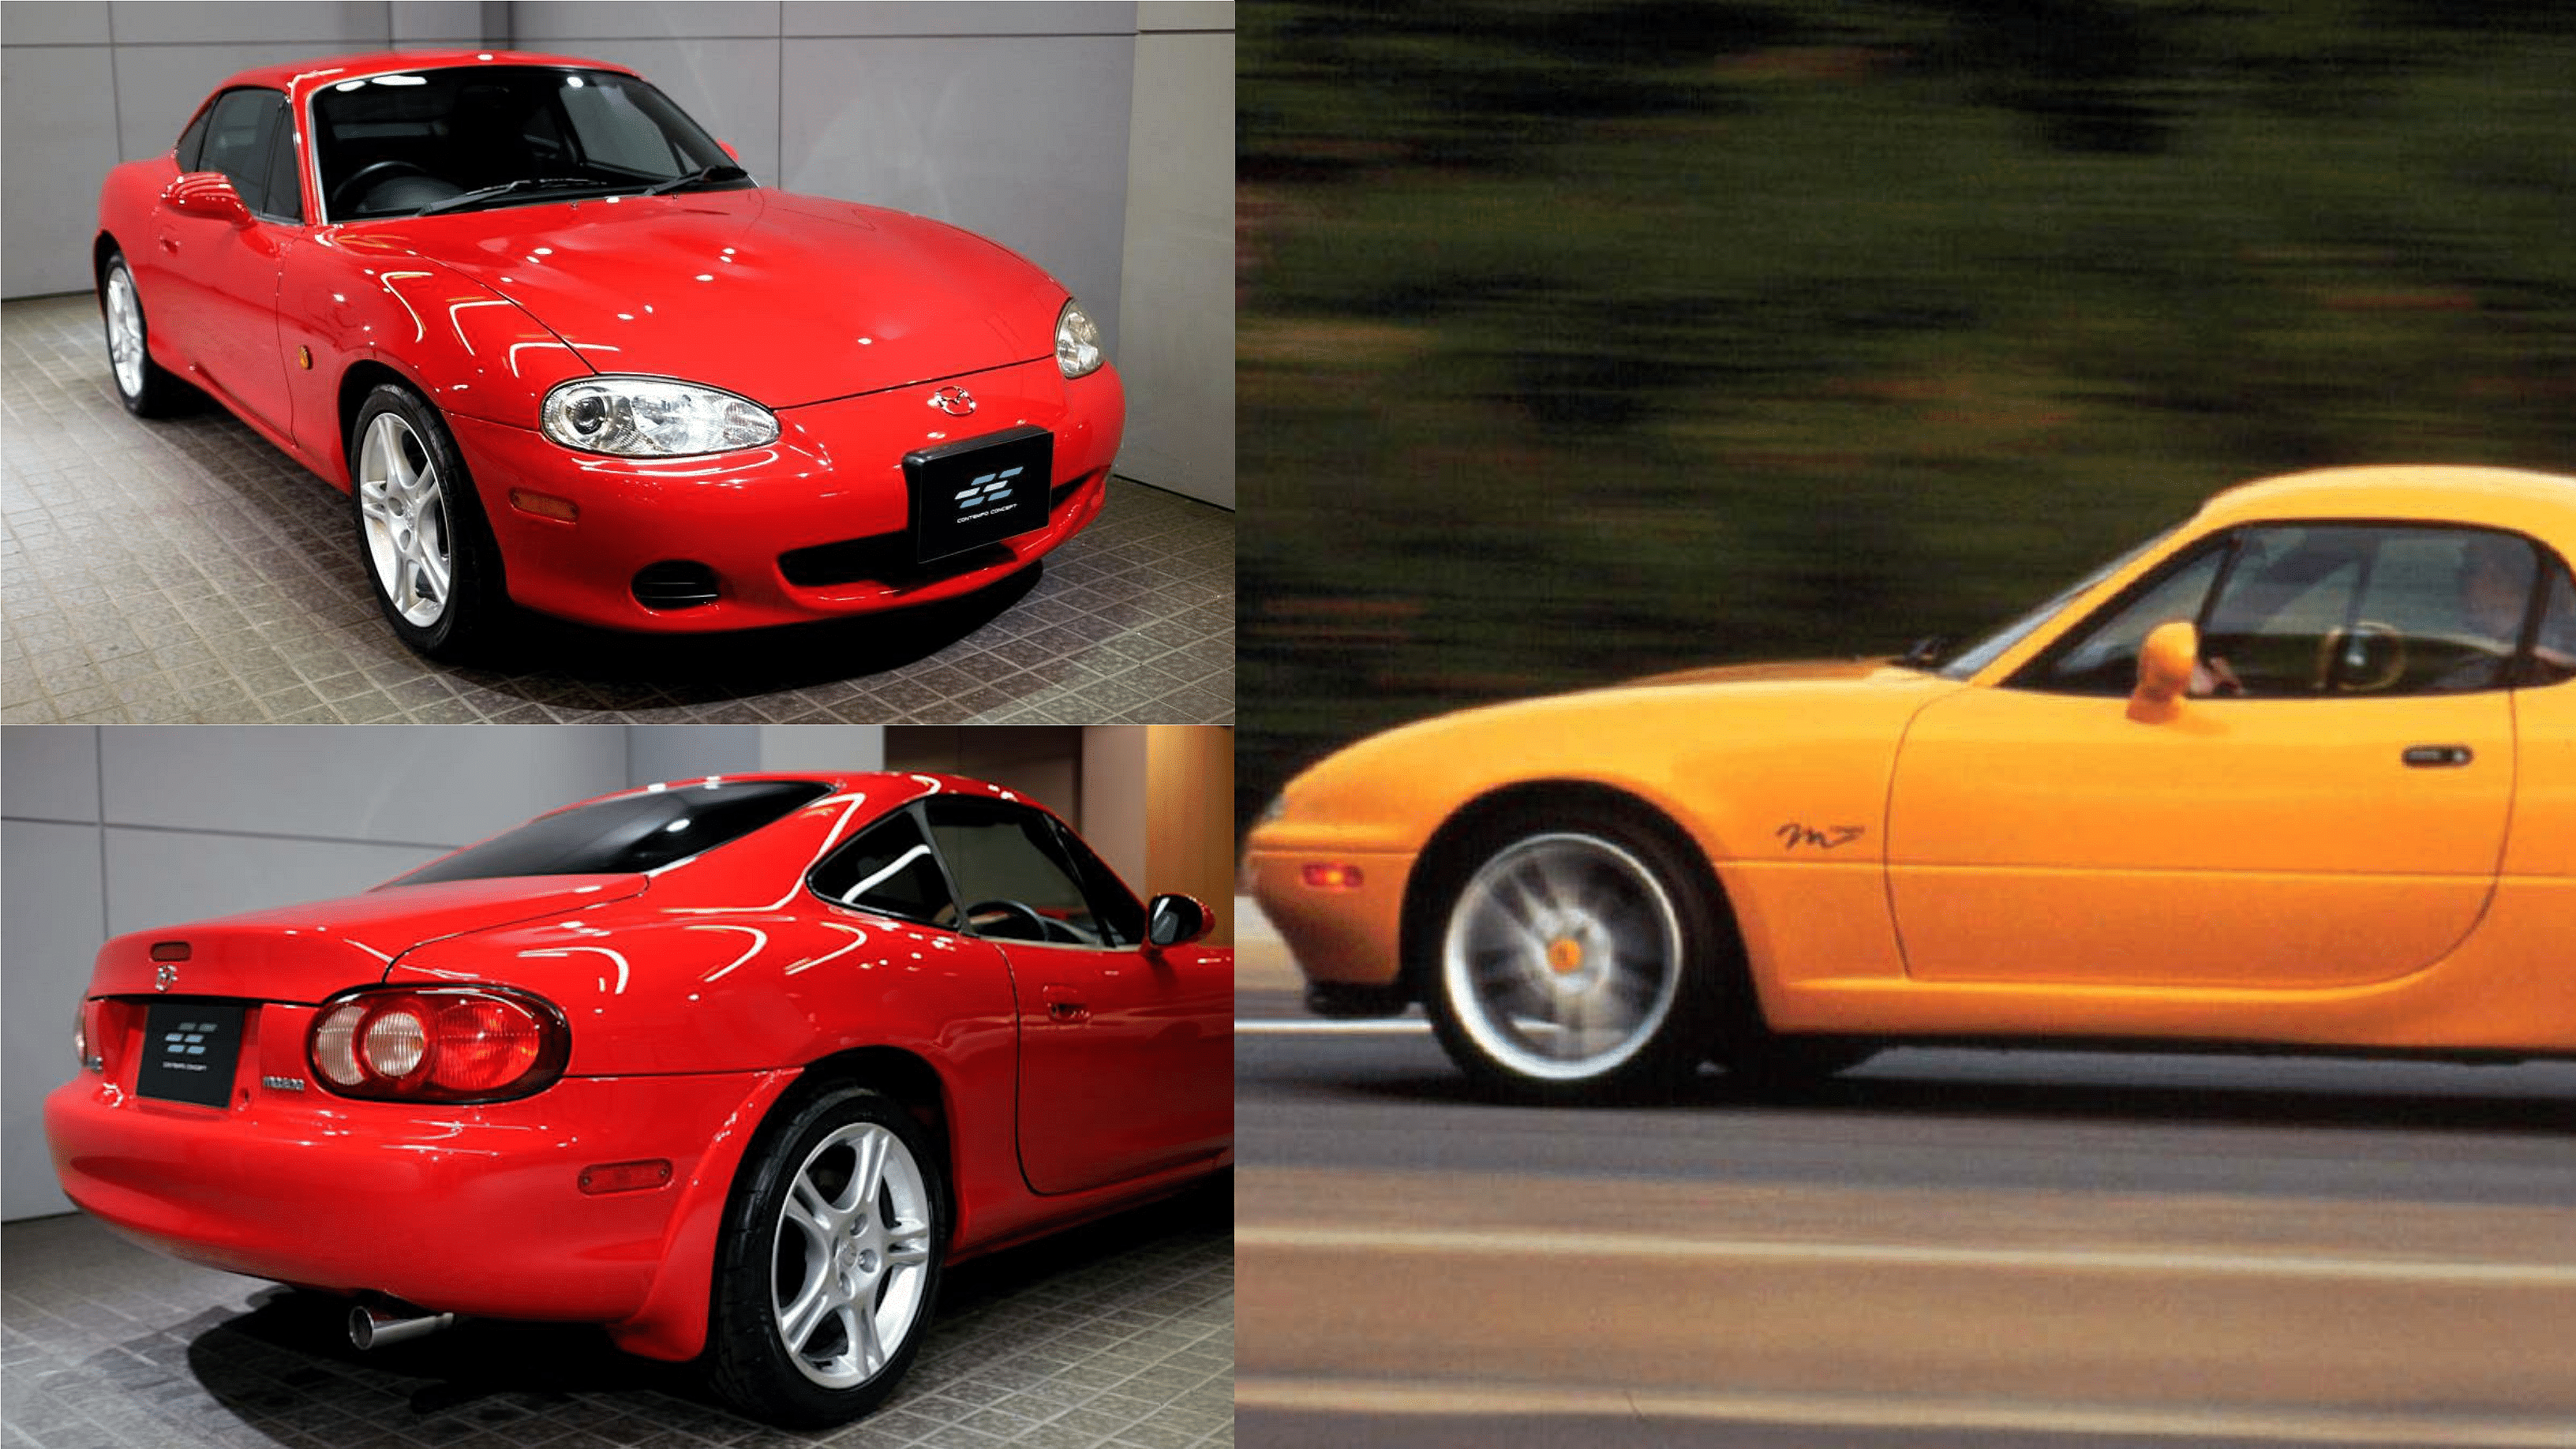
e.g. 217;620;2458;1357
159;235;178;253
2402;744;2473;768
1043;986;1089;1023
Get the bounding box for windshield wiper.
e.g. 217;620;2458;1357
414;176;618;218
640;163;751;197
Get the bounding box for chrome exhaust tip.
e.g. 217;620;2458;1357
348;1303;455;1350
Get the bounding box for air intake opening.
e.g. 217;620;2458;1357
632;560;720;609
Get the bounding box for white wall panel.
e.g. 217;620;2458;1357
102;829;448;933
511;1;781;41
781;34;1133;353
1;0;110;44
106;2;390;44
388;0;481;43
1116;25;1231;504
0;44;121;297
1;722;101;822
98;723;624;844
781;2;1133;37
2;819;106;1220
626;724;762;785
755;724;884;773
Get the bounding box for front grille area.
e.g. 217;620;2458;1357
778;471;1094;590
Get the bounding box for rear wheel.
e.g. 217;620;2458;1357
100;253;190;417
705;1086;944;1428
1424;810;1720;1101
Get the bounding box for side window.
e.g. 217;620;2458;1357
2201;525;2537;696
807;809;958;927
259;97;303;223
1042;818;1147;948
2522;556;2576;687
558;80;681;174
197;89;283;214
2026;539;2229;694
923;799;1115;947
174;103;212;171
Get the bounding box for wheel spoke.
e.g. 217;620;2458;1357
885;1219;932;1267
848;1129;889;1211
848;1302;883;1374
778;1277;837;1354
784;1177;835;1243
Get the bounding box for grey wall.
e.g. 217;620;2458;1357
1;723;627;1220
0;0;1234;504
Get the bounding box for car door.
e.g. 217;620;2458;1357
1886;522;2533;989
920;797;1230;1196
148;87;298;433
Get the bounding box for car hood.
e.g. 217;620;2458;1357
1612;656;1916;690
85;874;649;1002
359;189;1065;407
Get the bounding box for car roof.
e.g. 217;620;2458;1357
212;49;635;107
2198;464;2576;546
575;771;1072;822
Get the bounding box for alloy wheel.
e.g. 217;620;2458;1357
355;411;454;627
770;1121;934;1390
1440;832;1687;1081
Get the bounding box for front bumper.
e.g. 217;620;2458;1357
452;358;1123;632
1242;844;1417;992
43;1059;781;1330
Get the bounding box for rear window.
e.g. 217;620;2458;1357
392;780;829;885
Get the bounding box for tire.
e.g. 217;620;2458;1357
99;253;191;417
704;1086;945;1428
349;383;509;661
1421;807;1724;1102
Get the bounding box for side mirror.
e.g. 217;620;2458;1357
163;172;250;225
2127;620;2197;723
1145;893;1213;949
719;140;740;162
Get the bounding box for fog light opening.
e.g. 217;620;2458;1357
632;560;721;609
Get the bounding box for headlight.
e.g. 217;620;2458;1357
1055;297;1104;379
540;376;778;456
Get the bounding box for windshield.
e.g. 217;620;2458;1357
313;66;743;220
1931;522;2185;680
390;780;829;885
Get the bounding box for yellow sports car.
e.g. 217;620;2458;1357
1245;466;2576;1098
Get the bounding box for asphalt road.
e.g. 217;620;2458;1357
1232;958;2576;1449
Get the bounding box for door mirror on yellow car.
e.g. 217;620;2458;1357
1145;893;1213;949
2128;620;2198;723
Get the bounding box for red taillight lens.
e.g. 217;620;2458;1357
307;987;568;1103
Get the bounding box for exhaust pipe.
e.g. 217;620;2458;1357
348;1303;455;1350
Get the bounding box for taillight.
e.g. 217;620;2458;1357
307;987;569;1103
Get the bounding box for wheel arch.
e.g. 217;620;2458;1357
337;358;421;476
92;231;122;301
766;1045;957;1227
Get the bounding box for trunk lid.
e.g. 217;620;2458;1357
85;875;648;1002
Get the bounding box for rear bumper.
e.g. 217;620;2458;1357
43;1065;784;1339
452;358;1123;632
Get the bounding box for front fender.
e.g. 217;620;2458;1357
283;236;594;485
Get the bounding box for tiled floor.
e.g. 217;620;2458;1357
0;295;1233;725
0;1177;1232;1449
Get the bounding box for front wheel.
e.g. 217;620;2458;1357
1424;814;1721;1101
704;1086;945;1428
350;384;508;661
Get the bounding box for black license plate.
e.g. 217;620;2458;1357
906;425;1053;564
136;1002;246;1108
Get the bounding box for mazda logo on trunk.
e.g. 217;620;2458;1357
927;387;976;417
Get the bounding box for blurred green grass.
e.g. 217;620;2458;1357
1237;1;2576;836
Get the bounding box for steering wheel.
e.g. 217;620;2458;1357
2315;620;2407;693
331;159;435;214
964;899;1081;944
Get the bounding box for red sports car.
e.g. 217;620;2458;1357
44;773;1231;1426
95;51;1125;658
